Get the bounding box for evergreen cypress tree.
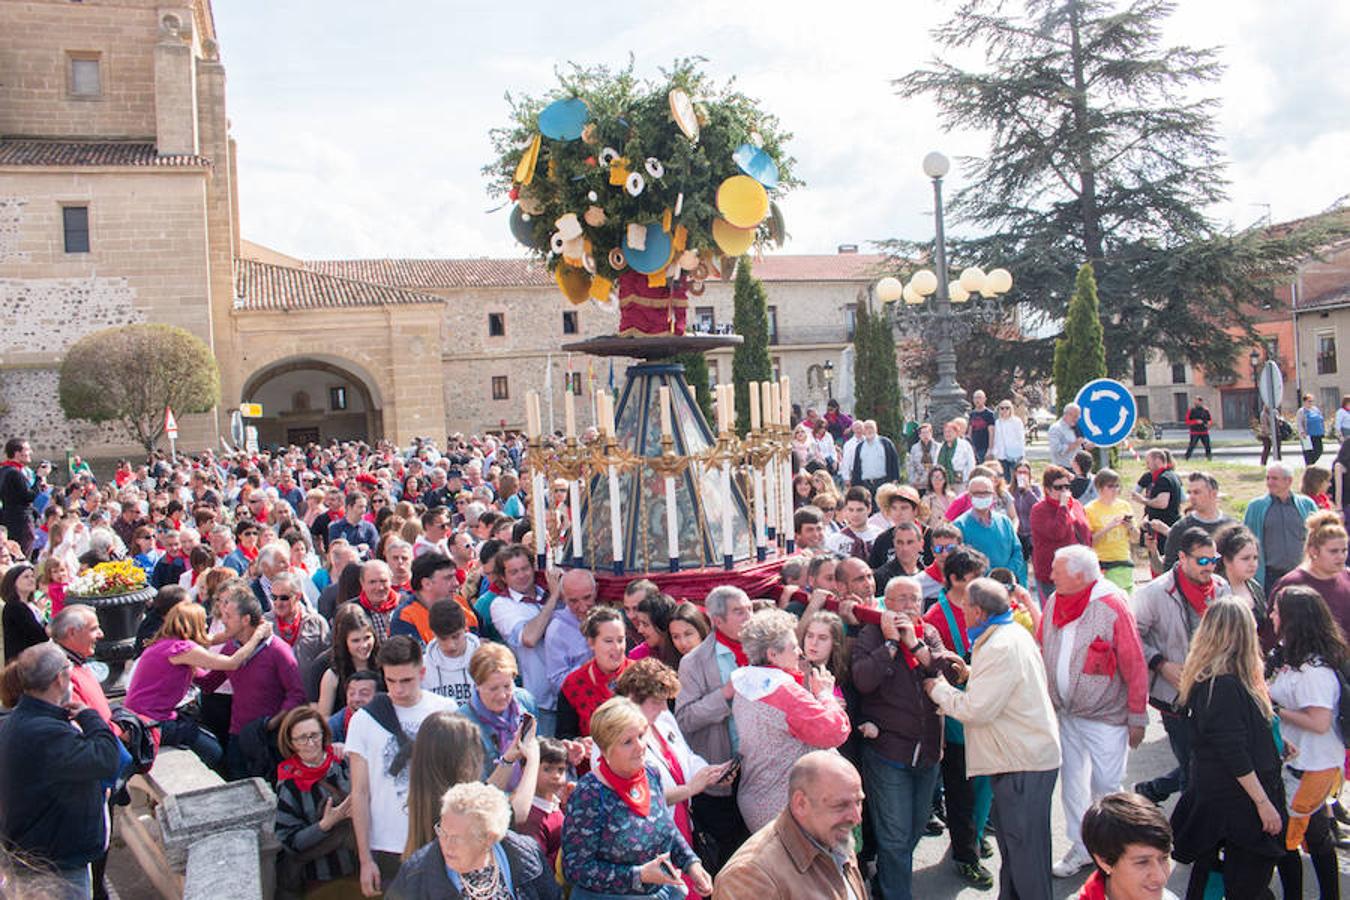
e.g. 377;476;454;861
731;256;773;435
852;297;904;444
671;352;715;425
1053;263;1107;408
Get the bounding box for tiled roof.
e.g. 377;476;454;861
233;258;445;312
0;140;211;168
305;253;885;289
1297;285;1350;312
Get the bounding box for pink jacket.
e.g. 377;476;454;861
730;667;850;832
1040;579;1149;729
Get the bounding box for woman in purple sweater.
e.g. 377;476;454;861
124;602;271;765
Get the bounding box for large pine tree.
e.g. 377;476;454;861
896;0;1347;381
730;256;773;435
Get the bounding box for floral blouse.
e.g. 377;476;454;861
562;764;696;895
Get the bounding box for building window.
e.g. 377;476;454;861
488;313;505;337
845;304;858;342
565;372;582;395
491;376;509;400
1173;392;1188;422
67;53;101;97
1321;387;1340;415
1134;394;1151;421
695;307;716;333
62;206;89;253
768;306;779;345
329;386;348;411
1170;360;1186;385
562;311;578;335
1132;352;1148;386
1316;333;1337;374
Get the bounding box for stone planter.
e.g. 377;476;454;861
66;584;152;696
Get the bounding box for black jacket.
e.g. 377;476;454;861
2;597;50;661
0;464;37;551
387;831;560;900
0;695;121;869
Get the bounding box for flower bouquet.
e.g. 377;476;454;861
68;560;148;598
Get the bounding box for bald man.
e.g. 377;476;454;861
714;752;868;899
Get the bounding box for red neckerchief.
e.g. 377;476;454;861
327;509;343;522
1077;869;1107;900
359;588;399;615
392;581;411;594
715;630;748;667
650;726;693;838
276;746;339;793
274;611;303;646
1175;566;1214;616
923;561;944;583
1052;583;1095;629
597;757;651;818
239;545;258;562
454;568;467;585
0;460;25;470
561;657;631;736
774;664;806;686
190;569;201;586
1149;464;1172;481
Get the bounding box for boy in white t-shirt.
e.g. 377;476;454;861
345;635;457;895
421;599;479;704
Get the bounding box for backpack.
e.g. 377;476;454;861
362;693;414;776
1335;665;1350;749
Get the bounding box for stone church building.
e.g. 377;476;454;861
0;0;878;460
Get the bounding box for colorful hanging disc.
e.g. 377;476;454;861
733;143;780;189
622;223;673;274
767;201;786;247
538;98;589;141
509;206;544;249
555;263;592;304
669;89;699;141
716;175;769;228
712;217;756;256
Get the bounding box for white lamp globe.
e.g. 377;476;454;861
922;152;951;179
948;282;970;304
876;276;903;303
985;268;1013;295
903;284;922;305
959;266;987;295
910;269;939;296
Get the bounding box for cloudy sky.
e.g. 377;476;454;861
214;0;1350;263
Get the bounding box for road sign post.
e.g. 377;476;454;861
1074;378;1138;452
1258;360;1284;461
163;407;179;464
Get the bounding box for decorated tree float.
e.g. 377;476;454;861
488;61;803;598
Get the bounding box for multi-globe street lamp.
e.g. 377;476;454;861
875;151;1013;429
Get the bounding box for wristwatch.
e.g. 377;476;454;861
909;641;926;655
883;639;900;655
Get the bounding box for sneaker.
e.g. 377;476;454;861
1052;851;1091;878
979;836;994;859
924;816;945;836
954;861;995;890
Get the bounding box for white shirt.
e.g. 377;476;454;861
412;534;449;559
422;633;480;704
1269;661;1343;772
992;415;1027;461
490;586;557;710
840;436;862;481
345;691;457;853
857;438;887;480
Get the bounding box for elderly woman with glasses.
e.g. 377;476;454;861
1028;464;1091;603
388;781;559;899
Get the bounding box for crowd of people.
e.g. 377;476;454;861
0;390;1347;900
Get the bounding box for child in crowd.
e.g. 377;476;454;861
421;599;479;704
520;737;570;876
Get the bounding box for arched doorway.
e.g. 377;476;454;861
242;358;384;447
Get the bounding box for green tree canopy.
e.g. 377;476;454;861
895;0;1348;382
59;324;220;451
1053;263;1108;407
730;256;773;435
852;295;903;444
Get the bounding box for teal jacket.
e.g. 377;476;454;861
1241;492;1316;587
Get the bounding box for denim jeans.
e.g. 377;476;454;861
159;716;223;767
569;885;685;900
863;745;940;900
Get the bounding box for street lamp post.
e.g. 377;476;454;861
823;359;834;400
876;152;1012;430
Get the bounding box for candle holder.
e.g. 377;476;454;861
591;435;642;575
523;437;556;570
648;433;693;573
743;429;777;562
772;423;795;552
552;437;591;567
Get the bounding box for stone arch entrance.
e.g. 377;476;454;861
242;357;384;447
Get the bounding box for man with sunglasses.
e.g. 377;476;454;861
263;571;330;678
1129;527;1232;805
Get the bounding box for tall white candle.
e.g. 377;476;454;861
721;458;734;564
749;380;761;431
564;389;576;438
753;466;767;555
665;474;680;564
532;471;547;562
659;385;672;438
761;382;776;535
608;463;623;568
780;376;792;427
569;481;583;562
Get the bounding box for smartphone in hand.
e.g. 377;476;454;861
519;711;536;737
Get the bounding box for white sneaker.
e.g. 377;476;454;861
1052;851;1090;878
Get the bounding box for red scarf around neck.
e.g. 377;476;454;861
274;611;303;646
597;756;651;818
0;460;25;470
1052;583;1095;629
1175;566;1215;616
359;588;399;615
715;630;748;667
276;746;339;793
775;664;806;687
239;545;258;562
561;657;631;736
1077;869;1107;900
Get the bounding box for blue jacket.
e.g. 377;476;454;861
1242;492;1317;587
387;830;559;900
328;518;380;555
456;687;537;781
0;696;121;869
221;548;250;575
954;509;1028;586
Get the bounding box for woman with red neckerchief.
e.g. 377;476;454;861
557;606;631;740
1076;792;1179;900
274;706;359;894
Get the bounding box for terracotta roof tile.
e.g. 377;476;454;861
233;258;445;312
305;253;886;289
0;140;211;168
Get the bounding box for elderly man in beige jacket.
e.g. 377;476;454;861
925;577;1061;900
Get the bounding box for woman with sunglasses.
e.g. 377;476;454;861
1028;464;1091;603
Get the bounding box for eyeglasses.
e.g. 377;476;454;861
272;593;295;602
291;732;323;744
933;543;958;554
1191;555;1219;567
1050;483;1071;492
